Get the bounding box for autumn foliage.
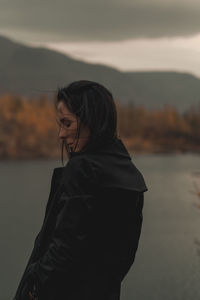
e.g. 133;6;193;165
0;94;59;158
116;101;200;153
0;94;199;159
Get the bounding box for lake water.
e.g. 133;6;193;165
1;154;200;300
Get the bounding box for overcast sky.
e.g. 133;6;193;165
0;0;200;76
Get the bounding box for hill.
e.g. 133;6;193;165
0;35;200;113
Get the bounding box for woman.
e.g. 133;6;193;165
13;80;148;300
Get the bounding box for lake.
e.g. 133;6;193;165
1;154;200;300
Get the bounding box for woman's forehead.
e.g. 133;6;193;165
57;102;75;120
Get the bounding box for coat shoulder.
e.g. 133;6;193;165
64;155;97;180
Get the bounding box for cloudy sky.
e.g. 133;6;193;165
1;0;200;76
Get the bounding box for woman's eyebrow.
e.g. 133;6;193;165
59;117;75;123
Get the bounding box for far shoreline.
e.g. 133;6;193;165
0;148;199;161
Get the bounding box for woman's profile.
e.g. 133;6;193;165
13;80;148;300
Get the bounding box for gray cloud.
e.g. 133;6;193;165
0;0;200;42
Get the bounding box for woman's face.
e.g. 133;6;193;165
56;101;90;152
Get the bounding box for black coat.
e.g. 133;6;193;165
13;138;148;300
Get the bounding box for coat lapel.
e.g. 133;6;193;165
44;167;64;219
38;167;65;240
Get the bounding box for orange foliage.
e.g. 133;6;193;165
0;94;59;158
0;95;199;158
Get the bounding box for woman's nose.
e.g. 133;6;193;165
58;127;68;139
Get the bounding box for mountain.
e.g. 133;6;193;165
0;35;200;113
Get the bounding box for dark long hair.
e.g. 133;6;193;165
55;80;119;164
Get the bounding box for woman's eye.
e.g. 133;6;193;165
56;118;72;128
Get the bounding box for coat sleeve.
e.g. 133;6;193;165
21;157;98;298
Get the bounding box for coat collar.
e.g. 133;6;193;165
68;137;132;160
51;138;148;194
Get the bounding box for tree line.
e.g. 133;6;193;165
0;94;199;159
